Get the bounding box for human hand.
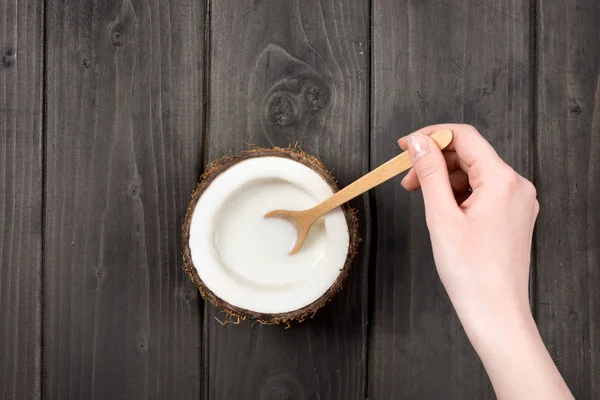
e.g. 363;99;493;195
398;124;572;400
398;124;538;322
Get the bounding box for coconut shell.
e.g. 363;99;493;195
181;147;360;325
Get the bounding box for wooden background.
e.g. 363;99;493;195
1;0;598;399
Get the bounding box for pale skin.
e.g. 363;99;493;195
398;124;573;400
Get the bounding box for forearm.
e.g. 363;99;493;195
460;308;573;400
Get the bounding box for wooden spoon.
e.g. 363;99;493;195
265;129;453;254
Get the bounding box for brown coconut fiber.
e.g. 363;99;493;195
181;147;360;325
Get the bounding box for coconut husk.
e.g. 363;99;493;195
181;147;360;325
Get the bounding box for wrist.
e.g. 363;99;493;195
446;283;533;333
455;303;572;399
460;304;538;354
448;291;540;359
457;298;533;335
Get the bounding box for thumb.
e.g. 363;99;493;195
407;132;458;217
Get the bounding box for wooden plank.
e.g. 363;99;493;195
369;0;532;398
205;1;369;398
535;1;600;398
0;0;43;399
44;1;204;398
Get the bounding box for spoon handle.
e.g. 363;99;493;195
313;129;453;217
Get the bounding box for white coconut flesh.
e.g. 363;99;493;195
188;156;350;314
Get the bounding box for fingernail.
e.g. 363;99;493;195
400;175;407;187
407;132;429;160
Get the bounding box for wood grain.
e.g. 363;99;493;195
205;0;370;398
2;0;598;397
0;1;43;399
369;0;532;398
535;1;600;398
44;0;204;398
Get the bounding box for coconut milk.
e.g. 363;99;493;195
188;156;350;314
214;180;326;287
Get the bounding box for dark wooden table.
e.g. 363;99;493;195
1;0;599;399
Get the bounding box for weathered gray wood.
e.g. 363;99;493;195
535;1;600;398
369;0;532;398
44;1;204;398
205;1;370;398
0;1;43;399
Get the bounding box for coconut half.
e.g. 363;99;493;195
182;148;359;324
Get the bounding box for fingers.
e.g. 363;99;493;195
455;190;472;206
448;169;470;193
400;168;418;190
401;167;470;193
398;124;503;173
444;151;465;173
401;151;465;191
406;132;461;218
450;170;472;206
402;167;471;204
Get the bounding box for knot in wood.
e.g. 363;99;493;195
138;338;147;352
107;0;138;48
569;99;582;116
303;82;329;112
109;28;124;47
128;182;142;197
266;94;297;127
1;48;15;68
